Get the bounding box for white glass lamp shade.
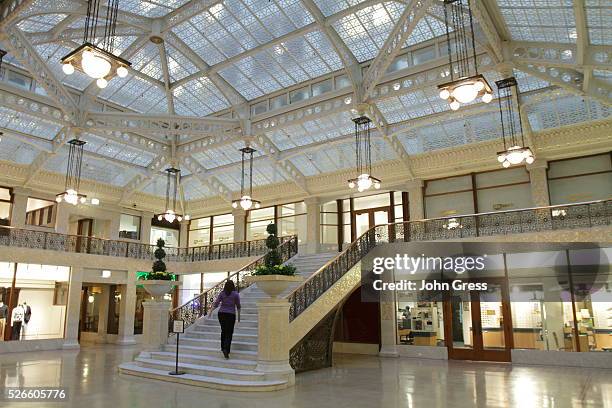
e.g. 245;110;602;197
164;210;176;223
348;180;355;189
356;174;373;192
184;215;190;221
506;146;525;165
525;154;535;164
439;88;450;100
240;195;253;210
232;201;238;209
62;63;75;75
81;51;112;79
116;66;128;78
91;198;100;205
482;92;493;103
96;78;108;88
452;83;478;104
157;215;163;221
449;100;460;111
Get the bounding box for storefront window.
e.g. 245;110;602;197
247;207;274;240
277;202;306;243
212;213;234;244
507;250;572;351
397;293;445;347
568;247;612;352
119;214;141;240
151;226;179;247
189;217;211;247
548;154;612;204
475;168;532;212
0;263;69;341
352;192;390;211
82;285;101;333
25;197;56;227
320;200;338;246
425;175;474;218
0;187;12;224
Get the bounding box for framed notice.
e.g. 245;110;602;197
172;320;184;334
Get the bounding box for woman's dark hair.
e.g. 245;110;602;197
223;280;236;295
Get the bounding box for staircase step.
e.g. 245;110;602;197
193;325;258;335
164;344;258;360
119;363;287;392
184;331;258;341
149;351;257;370
134;357;263;381
179;337;258;351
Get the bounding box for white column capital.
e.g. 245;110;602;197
231;208;247;218
10;186;31;197
304;196;320;207
405;179;424;190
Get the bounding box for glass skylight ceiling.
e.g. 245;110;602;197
0;0;609;201
333;1;405;62
497;0;577;43
586;0;612;45
172;0;314;67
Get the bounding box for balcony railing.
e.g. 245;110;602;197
287;199;611;322
0;224;287;262
169;235;299;331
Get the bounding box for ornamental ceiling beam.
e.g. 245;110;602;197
181;155;233;204
120;155;169;204
158;42;176;114
0;0;36;30
84;111;241;138
5;27;80;123
507;42;612;71
361;0;435;101
22;126;72;187
470;0;504;63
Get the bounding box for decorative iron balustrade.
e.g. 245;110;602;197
0;225;283;262
169;235;299;331
287;199;611;322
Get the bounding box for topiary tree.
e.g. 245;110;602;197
264;223;282;267
148;238;173;280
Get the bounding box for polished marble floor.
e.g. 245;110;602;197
1;345;611;408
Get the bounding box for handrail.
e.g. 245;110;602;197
0;223;288;262
169;235;299;331
287;199;611;322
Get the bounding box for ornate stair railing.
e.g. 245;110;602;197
0;224;284;262
287;199;611;322
169;235;299;331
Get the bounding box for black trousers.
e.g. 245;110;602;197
11;321;22;340
218;312;236;354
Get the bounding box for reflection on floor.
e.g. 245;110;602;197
1;345;611;407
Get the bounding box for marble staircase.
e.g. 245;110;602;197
119;252;336;391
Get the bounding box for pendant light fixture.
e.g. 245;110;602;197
61;0;131;88
156;167;189;223
348;116;381;193
232;146;261;211
56;139;88;205
438;0;492;110
495;77;534;167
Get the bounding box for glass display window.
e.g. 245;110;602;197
548;154;612;204
25;198;56;228
119;214;141;240
397;290;445;347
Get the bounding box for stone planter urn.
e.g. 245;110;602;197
245;275;303;299
140;280;177;300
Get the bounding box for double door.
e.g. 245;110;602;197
353;207;390;239
444;278;513;362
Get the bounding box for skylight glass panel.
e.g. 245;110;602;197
128;85;167;113
0;110;62;140
106;76;155;109
288;155;319;176
376;87;449;124
218;61;270;100
118;0;190;18
166;44;198;81
17;14;67;32
586;1;612;45
131;43;164;81
525;94;610;131
173;77;231;116
0;137;39;165
405;15;448;46
593;69;612;84
92;35;138;56
182;178;213;200
172;21;226;65
333;2;405;62
497;0;577;43
35;43;93;91
313;0;371;17
513;69;550;93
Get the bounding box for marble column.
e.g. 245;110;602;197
96;285;109;343
117;271;137;345
63;266;83;349
232;208;247;242
379;268;399;357
140;212;153;245
527;160;550;207
55;202;71;234
305;197;320;254
406;179;425;220
9;187;30;229
142;300;171;351
255;298;295;385
179;220;189;248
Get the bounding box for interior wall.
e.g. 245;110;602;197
334;286;381;344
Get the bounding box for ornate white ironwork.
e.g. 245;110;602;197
254;133;309;194
362;0;435;100
181;155;233;204
120;155;169;203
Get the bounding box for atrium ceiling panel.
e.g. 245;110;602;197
16;13;67;32
0;136;40;165
332;1;405;62
118;0;190;18
497;0;577;43
173;77;232;116
585;0;611;45
165;43;199;82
